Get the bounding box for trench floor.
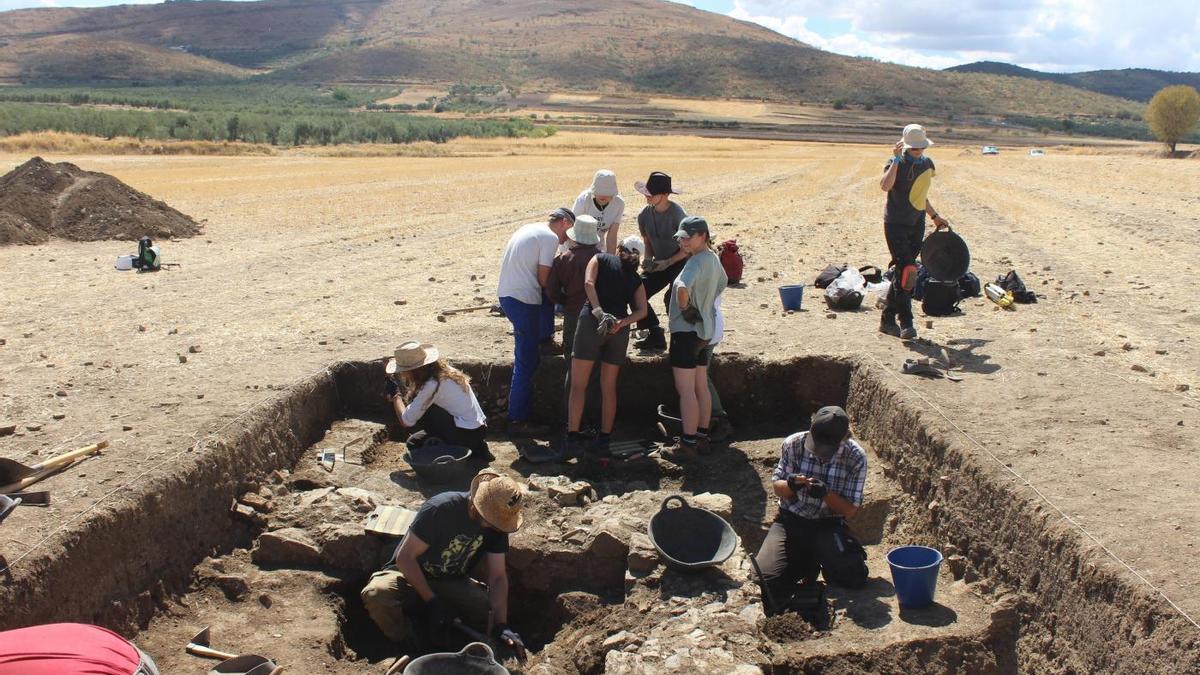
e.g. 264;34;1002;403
134;422;1007;674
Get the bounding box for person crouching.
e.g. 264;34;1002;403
385;341;492;462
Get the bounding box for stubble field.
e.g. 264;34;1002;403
1;131;1198;669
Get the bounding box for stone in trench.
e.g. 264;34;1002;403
336;487;380;512
627;532;659;573
946;554;968;580
214;575;250;601
0;423;15;437
586;524;629;559
691;493;733;521
252;528;321;568
238;492;274;513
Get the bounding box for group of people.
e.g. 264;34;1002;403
356;124;945;657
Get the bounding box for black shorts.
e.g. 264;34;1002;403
669;331;710;369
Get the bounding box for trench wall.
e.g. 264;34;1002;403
0;368;343;632
844;359;1200;674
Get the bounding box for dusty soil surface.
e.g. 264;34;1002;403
0;156;200;245
0;132;1198;665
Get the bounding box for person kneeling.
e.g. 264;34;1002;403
755;406;869;613
385;341;492;462
361;470;527;659
564;236;649;458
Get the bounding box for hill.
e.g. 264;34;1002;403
948;61;1200;103
0;0;1144;119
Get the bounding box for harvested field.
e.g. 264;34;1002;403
0;133;1198;673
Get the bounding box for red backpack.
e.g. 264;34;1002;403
717;239;744;284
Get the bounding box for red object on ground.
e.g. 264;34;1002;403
0;623;140;675
718;239;744;284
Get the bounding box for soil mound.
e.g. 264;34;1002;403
0;156;200;245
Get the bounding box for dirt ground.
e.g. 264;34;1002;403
1;131;1198;654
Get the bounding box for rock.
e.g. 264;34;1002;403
336;487;379;512
946;554;968;580
52;413;66;420
300;486;336;507
316;522;380;575
178;354;188;363
258;593;273;608
54;389;67;397
437;315;447;323
26;423;42;431
253;528;321;568
239;492;274;513
825;313;837;319
586;525;628;559
122;424;133;431
0;423;16;436
627;532;659;573
214;575;250;601
603;630;634;650
691;493;733;521
1130;364;1149;373
394;300;407;305
1092;350;1105;357
188;345;202;353
1177;384;1191;392
137;325;146;333
738;603;765;624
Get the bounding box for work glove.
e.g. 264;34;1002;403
494;623;527;662
681;304;702;324
806;478;828;500
786;474;807;495
384;378;399;399
426;596;457;639
643;258;670;274
591;306;606;322
597;313;619;336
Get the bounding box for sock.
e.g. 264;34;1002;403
697;427;710;438
682;434;698;446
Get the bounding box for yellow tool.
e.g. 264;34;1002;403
984;283;1015;310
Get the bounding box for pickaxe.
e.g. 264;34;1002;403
185;626;238;661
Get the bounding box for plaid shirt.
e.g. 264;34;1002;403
773;431;867;519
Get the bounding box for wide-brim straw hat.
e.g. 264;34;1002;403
901;123;933;149
566;214;601;246
385;341;439;374
470;469;525;533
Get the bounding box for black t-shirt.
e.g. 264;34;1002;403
884;155;936;226
586;253;643;318
391;491;507;579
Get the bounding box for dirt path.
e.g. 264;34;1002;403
1;134;1198;636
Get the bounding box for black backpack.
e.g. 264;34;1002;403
921;279;963;316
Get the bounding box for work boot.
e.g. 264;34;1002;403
562;433;587;459
634;328;667;352
657;438;698;463
879;312;901;337
587;435;612;459
899;324;918;340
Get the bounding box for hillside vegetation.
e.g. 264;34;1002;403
948;61;1200;103
0;0;1146;121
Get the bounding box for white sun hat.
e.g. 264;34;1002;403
901;124;933;149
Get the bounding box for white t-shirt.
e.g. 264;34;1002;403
498;222;559;305
401;378;488;430
572;190;626;237
710;294;725;347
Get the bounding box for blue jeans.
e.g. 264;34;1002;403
501;296;542;421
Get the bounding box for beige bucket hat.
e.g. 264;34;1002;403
590;169;619;197
566;214;601;246
470;469;525;533
385;341;439;374
901;124;933;149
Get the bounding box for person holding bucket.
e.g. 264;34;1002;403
879;124;950;340
754;406;869;612
361;469;527;658
572;169;625;253
658;216;727;462
385;341;491;461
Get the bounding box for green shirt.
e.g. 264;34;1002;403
668;249;727;340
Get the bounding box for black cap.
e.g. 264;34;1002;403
809;406;850;455
673;215;709;240
549;207;576;223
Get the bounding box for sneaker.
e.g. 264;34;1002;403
899;324;918;340
562;433;587;459
633;329;667;351
879;313;901;337
657;438;698;463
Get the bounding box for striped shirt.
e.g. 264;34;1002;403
772;431;867;519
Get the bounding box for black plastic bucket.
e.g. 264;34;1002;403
921;228;970;281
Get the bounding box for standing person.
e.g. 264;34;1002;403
633;171;689;352
879;124;950;340
546;215;602;363
385;341;492;462
564;235;649;458
754;406;869;612
0;623;162;675
573;169;625;254
659;216;727;461
497;208;573;434
361;470;527;660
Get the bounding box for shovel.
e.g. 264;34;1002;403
0;441;107;493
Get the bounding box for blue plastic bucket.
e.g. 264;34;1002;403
887;545;943;608
778;284;805;311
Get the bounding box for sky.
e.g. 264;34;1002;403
1;0;1197;73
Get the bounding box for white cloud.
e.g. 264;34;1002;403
725;0;1200;72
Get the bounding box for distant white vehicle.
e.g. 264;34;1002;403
982;145;1000;155
1029;148;1046;156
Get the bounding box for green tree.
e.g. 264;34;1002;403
1145;85;1200;154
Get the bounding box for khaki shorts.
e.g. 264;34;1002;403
572;311;631;366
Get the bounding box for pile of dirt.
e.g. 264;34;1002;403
0;156;200;245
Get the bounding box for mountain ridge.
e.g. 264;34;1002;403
947;61;1200;103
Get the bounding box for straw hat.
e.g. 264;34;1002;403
566;215;601;246
385;341;439;375
470;469;525;533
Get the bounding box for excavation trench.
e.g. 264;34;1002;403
2;355;1196;673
